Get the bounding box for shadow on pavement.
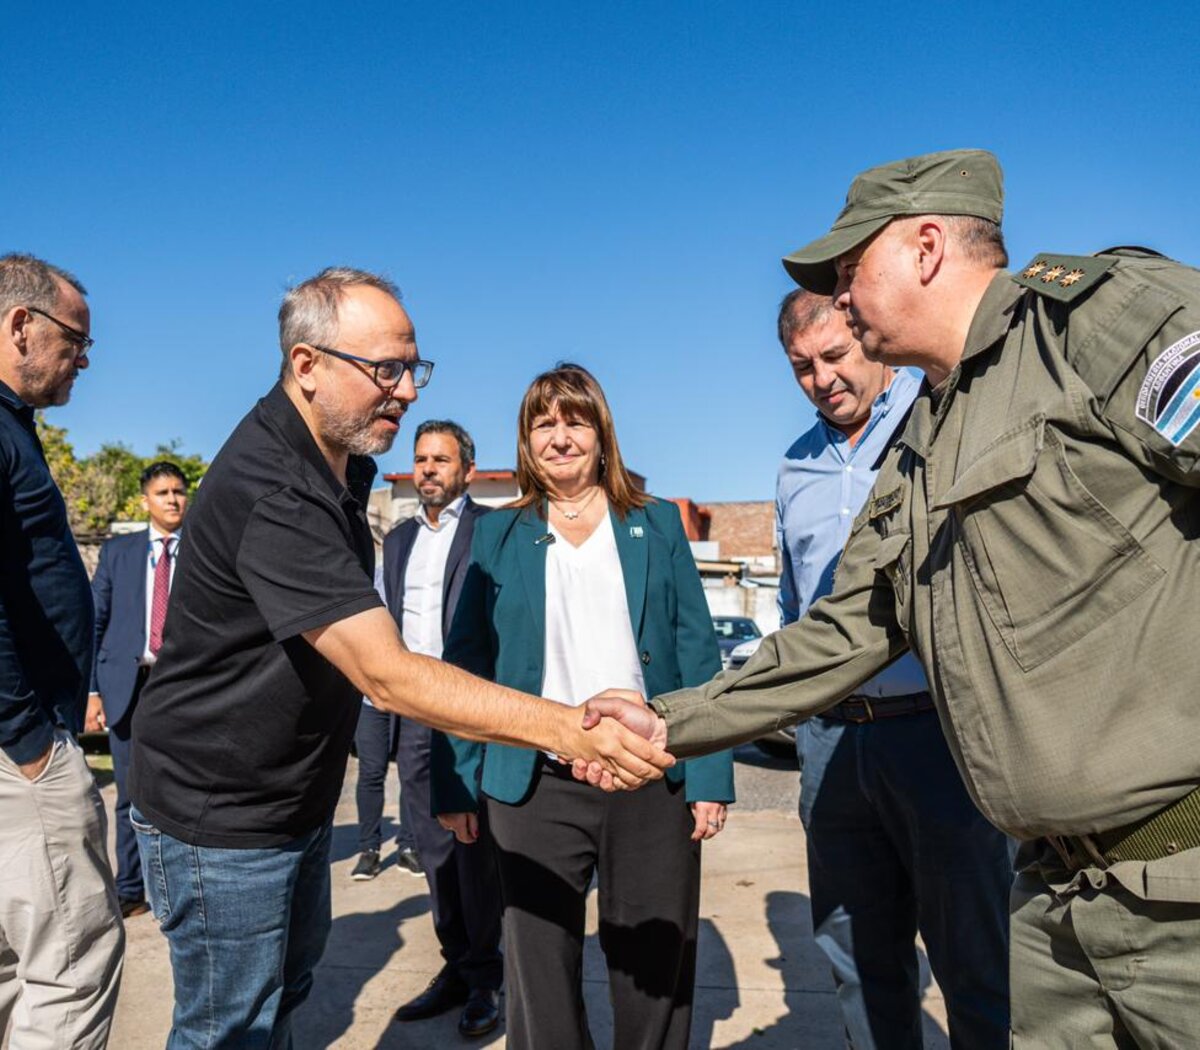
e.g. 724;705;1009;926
293;894;432;1049
707;890;947;1050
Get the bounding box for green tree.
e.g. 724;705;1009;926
117;441;210;521
35;415;210;535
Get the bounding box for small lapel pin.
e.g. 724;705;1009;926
630;526;644;539
534;533;556;546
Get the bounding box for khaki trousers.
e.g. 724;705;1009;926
1011;867;1200;1048
0;729;124;1049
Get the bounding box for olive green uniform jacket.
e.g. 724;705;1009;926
656;250;1200;900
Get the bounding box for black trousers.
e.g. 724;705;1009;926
353;704;415;853
396;715;503;991
487;765;700;1050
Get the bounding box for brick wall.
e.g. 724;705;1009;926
704;501;775;559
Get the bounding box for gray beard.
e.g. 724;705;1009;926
325;417;396;457
318;396;402;457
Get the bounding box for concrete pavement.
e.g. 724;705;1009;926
100;753;950;1049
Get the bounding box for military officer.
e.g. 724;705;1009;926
584;150;1200;1048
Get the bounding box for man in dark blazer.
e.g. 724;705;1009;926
374;420;503;1038
86;461;188;917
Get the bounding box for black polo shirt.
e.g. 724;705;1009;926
129;383;382;847
0;380;93;764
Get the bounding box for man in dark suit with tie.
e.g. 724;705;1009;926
87;461;188;917
358;420;503;1037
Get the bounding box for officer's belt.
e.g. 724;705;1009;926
1049;784;1200;870
821;692;935;724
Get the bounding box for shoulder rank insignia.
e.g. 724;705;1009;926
1012;253;1114;303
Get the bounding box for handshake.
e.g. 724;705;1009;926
565;688;673;792
438;691;692;845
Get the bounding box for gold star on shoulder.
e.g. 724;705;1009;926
1059;269;1086;287
1041;265;1066;283
1022;262;1047;278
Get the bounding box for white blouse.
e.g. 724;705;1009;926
541;514;646;712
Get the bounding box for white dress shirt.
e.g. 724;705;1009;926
400;496;465;660
541;513;645;710
141;526;180;666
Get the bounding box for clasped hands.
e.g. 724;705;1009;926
439;691;728;844
568;688;670;792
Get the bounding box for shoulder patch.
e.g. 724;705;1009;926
1135;330;1200;446
1013;253;1114;302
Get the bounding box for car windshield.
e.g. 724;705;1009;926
712;618;761;641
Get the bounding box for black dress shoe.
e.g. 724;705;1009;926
393;967;469;1022
458;988;500;1037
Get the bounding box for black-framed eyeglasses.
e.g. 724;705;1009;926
311;345;434;389
26;307;94;353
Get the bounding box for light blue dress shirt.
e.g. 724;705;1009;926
775;368;927;698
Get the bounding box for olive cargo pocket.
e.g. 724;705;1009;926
873;531;913;635
934;415;1165;671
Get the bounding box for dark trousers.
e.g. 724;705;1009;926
109;669;148;901
353;704;414;853
487;766;699;1050
396;716;503;992
798;710;1013;1050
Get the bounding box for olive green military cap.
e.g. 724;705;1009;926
782;149;1005;294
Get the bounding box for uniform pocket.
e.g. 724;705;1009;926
936;416;1165;670
874;530;913;635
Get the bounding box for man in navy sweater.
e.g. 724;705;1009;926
0;253;124;1047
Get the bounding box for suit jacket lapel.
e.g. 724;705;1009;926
515;505;548;656
133;533;150;649
388;520;420;621
442;497;477;595
613;505;648;641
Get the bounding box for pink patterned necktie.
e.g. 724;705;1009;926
149;537;172;655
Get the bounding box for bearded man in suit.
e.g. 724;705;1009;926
360;420;503;1038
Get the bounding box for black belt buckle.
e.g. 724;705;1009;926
841;698;874;724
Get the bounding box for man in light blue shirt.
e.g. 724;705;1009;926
776;289;1011;1049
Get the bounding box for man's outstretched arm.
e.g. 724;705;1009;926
580;513;909;763
305;607;674;789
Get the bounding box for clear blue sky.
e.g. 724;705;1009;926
5;2;1198;501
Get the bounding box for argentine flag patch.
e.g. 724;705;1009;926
1136;330;1200;446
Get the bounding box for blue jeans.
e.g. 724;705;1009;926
797;711;1012;1050
131;807;332;1049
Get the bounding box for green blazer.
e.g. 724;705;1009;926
432;498;734;810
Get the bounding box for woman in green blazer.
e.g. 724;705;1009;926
433;364;734;1050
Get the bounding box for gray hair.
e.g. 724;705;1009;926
277;267;402;378
415;419;476;466
0;253;87;319
777;288;835;348
940;215;1008;268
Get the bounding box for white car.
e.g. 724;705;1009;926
728;637;798;757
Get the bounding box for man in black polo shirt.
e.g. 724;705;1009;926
128;266;671;1047
0;253;124;1047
